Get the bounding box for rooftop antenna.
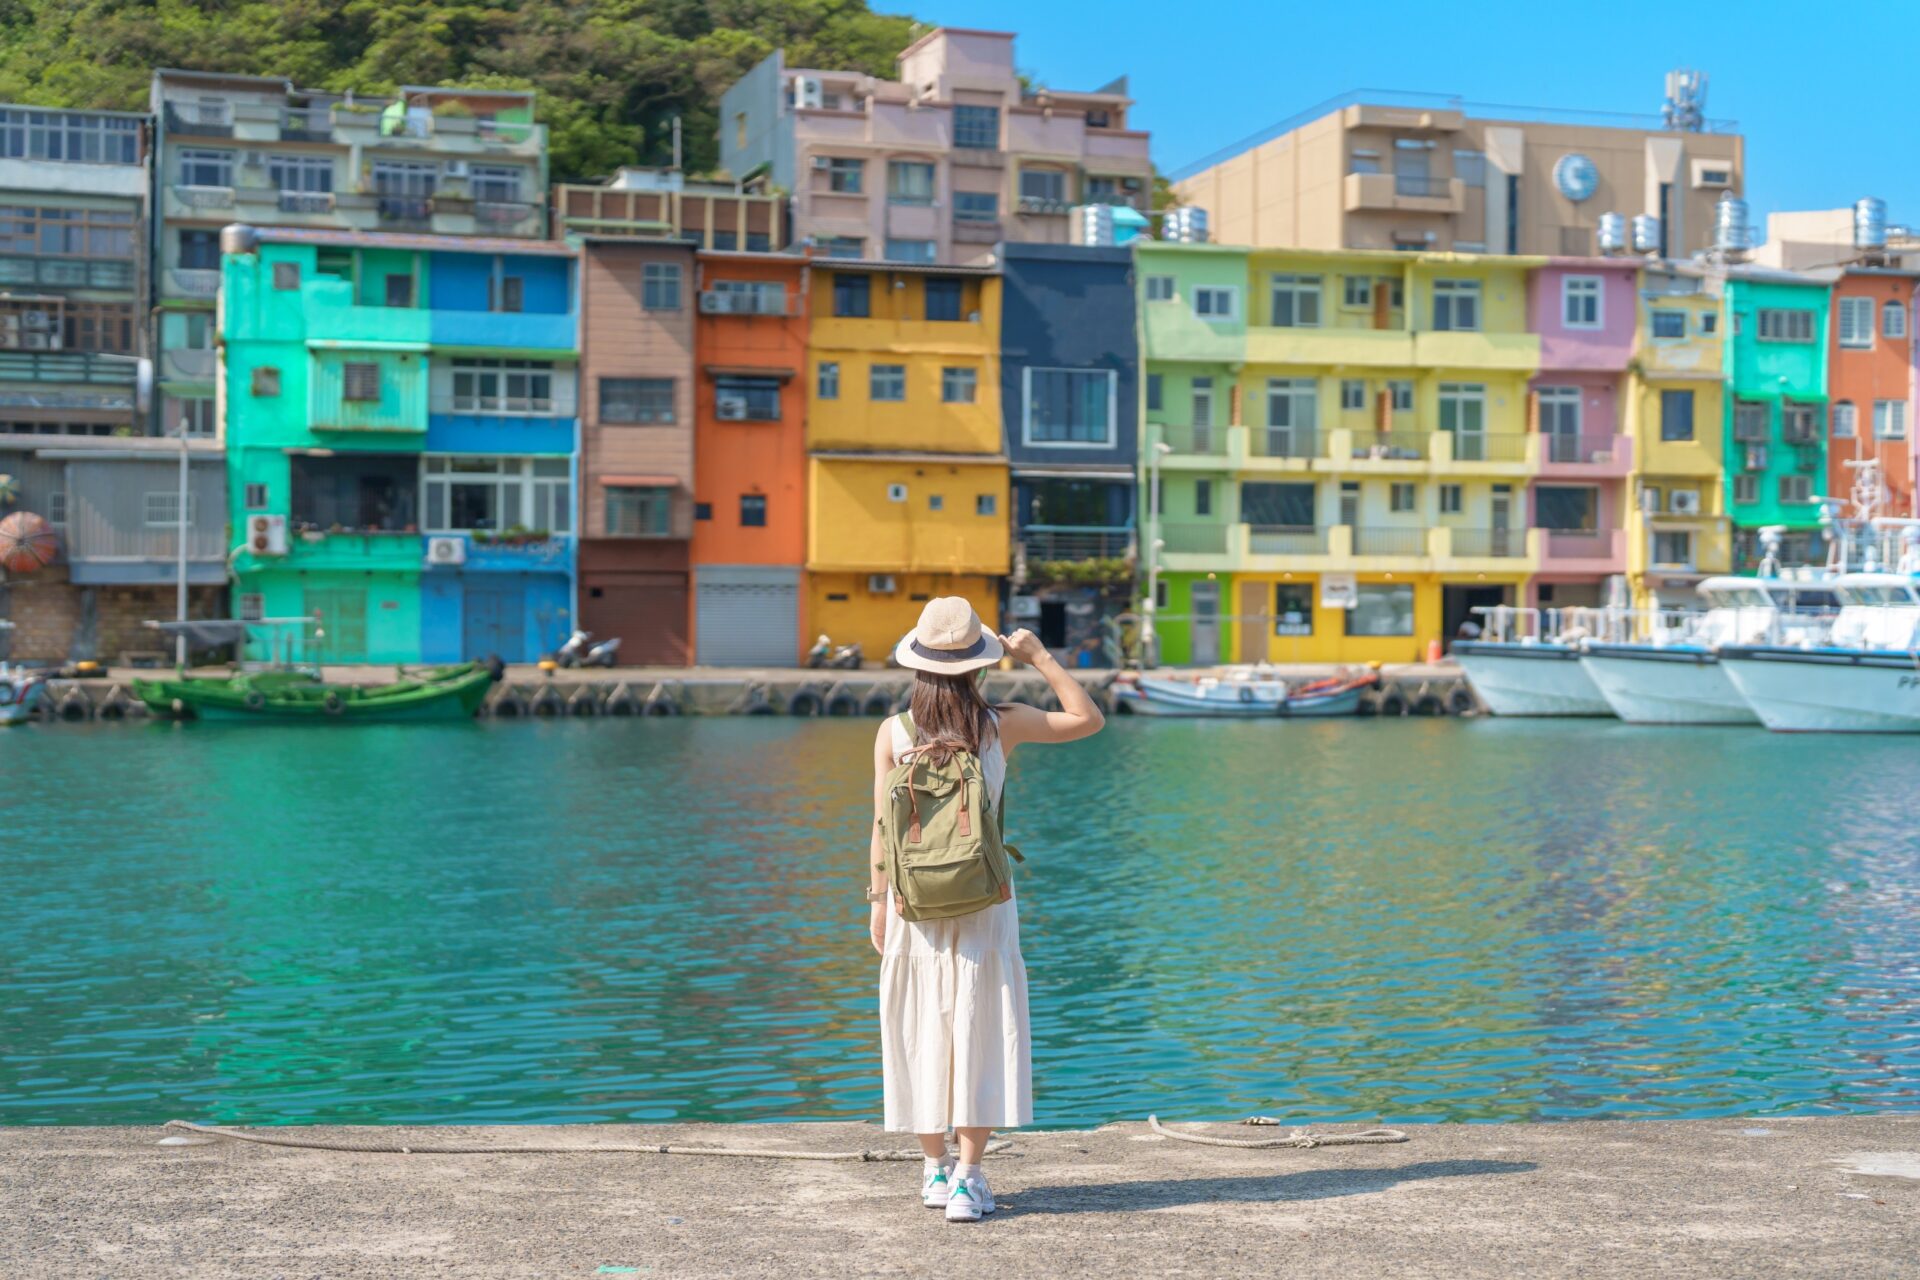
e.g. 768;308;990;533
1662;70;1707;132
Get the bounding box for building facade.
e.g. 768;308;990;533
1826;267;1916;520
1722;269;1830;570
807;260;1006;656
720;27;1151;266
689;250;810;666
553;169;789;251
999;243;1137;654
1173;99;1743;259
220;228;578;664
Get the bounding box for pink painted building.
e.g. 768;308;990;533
718;28;1152;267
1526;258;1638;608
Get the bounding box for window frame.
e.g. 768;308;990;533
641;261;682;311
940;365;978;405
952;105;1000;150
824;156;864;193
603;484;674;538
1267;273;1323;328
869;363;906;402
1192;286;1238;321
1659;388;1695;442
1022;367;1117;448
1650;309;1687;339
952;191;998;222
816;361;839;400
1431;278;1482;332
598;376;676;425
449;358;556;416
1832;400;1856;439
1144;275;1175;303
1885;301;1908;340
1874;398;1908;440
1838;296;1875;349
1561;275;1603;330
1756;307;1814;343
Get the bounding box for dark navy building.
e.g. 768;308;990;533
997;243;1137;655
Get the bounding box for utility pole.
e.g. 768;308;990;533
1141;441;1171;665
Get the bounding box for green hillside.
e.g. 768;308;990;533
0;0;922;182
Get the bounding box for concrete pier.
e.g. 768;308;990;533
2;1117;1913;1277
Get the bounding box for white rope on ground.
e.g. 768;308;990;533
1147;1115;1409;1149
161;1120;1012;1162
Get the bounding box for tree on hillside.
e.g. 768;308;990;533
0;0;921;181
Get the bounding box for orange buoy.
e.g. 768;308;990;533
0;511;58;574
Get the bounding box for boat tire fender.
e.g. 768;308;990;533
1447;686;1478;716
786;690;822;717
861;690;896;717
244;691;268;712
58;692;92;721
1412;693;1445;717
322;692;346;716
567;690;600;717
1377;689;1408;717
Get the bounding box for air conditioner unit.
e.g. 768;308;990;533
242;151;265;168
21;310;49;330
698;291;734;314
810;155;832;170
867;574;897;594
792;77;824;111
444;160;470;179
1669;490;1701;515
715;395;749;420
247;514;288;556
426;535;466;566
20;332;47;349
0;314;18;330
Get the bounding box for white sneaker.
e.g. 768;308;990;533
921;1162;954;1208
944;1173;994;1222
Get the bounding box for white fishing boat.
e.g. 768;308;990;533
1453;606;1615;717
1719;571;1920;732
1116;671;1290;717
0;624;45;726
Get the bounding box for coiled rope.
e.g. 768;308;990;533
160;1119;1010;1162
1146;1115;1409;1149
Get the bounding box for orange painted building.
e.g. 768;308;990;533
1828;269;1918;518
688;251;812;664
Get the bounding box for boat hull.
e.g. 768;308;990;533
0;678;42;725
1578;646;1758;725
132;664;493;723
1718;648;1920;733
1280;686;1368;717
1117;678;1281;717
1453;643;1613;717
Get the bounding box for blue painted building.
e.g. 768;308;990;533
997;243;1138;652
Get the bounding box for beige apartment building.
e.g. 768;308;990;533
1174;101;1744;258
718;27;1152;266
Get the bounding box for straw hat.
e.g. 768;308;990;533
892;597;1004;674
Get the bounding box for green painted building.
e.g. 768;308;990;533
1722;269;1831;569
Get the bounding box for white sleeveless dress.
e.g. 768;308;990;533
879;713;1032;1133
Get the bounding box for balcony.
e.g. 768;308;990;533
1352;526;1430;557
170;184;235;213
0;350;136;388
1413;328;1541;371
1244;323;1413;368
1343;171;1464;214
457;532;574;573
279;106;334;141
1430;430;1532;476
163;101;233;138
952;219;1003;244
163;348;217;382
376;196;434;230
1247;426;1322;462
1447;527;1527;559
1539;432;1632;477
1345;428;1429;462
1540;528;1628;572
474;200;540;230
1248;524;1328;555
1157;521;1228;557
1152;422;1227;462
167;268;220;300
1019;525;1135;562
0;254;135;292
697;290;800;318
283;529;424;573
278;191;336;215
428;308;575;353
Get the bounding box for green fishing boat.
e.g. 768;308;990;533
133;663;495;723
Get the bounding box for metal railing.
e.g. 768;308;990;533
0;350;136;385
163;102;233;136
1349;429;1427;460
1249;426;1321;459
167;348;217;378
430;394;575;417
1451;528;1524;558
1448;431;1528;463
1158;522;1227;554
1546;529;1613;559
1352;526;1428;556
172;184;235;209
1393;173;1448;197
1544;433;1621;465
168;268;220;298
278;191;335;214
1157;422;1223;455
1020;525;1134;561
1248;524;1328;555
474;200;538;226
0;255;134;290
281;107;333;138
376;196;433;224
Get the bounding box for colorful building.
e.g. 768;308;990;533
1826;267;1916;519
807;260;1006;656
1625;264;1731;611
720;27;1152;267
999;243;1137;654
220;227;578;664
1140;242;1551;665
553;169;789;252
689;249;811;666
1722;268;1831;569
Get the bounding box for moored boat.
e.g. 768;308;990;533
1453;607;1614;717
1112;666;1378;718
133;662;495;723
1718;572;1920;732
0;665;45;726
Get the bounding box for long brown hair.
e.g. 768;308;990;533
905;670;996;766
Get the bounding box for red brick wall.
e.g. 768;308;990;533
1;568;226;663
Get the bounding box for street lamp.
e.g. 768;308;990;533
1142;441;1172;663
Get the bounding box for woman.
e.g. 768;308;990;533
867;597;1105;1222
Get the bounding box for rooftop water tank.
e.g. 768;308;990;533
1713;194;1751;256
1163;206;1209;245
1854;197;1888;252
220;224;259;255
1630;214;1661;255
1597;213;1628;256
1074;204;1117;247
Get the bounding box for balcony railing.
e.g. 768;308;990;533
278;191;335;214
1248;524;1328;555
430;393;577;418
376;195;433;226
168;348;217;379
1545;434;1622;465
168;267;220;298
0;350;137;386
475;200;539;227
1450;528;1526;558
1546;529;1612;559
172;184;235;210
0;255;134;291
163;101;233;137
280;107;333;139
1393;173;1448;197
1020;525;1134;561
1249;427;1320;460
1352;526;1428;557
1447;432;1528;463
1158;522;1227;554
1349;429;1428;461
1157;422;1224;456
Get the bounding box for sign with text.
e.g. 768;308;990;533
1320;573;1358;610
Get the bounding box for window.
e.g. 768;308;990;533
1195;479;1212;516
888;161;934;205
177;228;220;270
605;486;673;537
178;147;233;188
1885;301;1908;340
371;160;435;196
492;275;524;313
1652;531;1693;567
1388;380;1413;412
0;204;135;259
1453;150;1486;188
0;108;140;164
244;483;268;510
885;238;937;264
1538;386;1581;440
1733;475;1758;504
1439;484;1462;514
887;484;908;503
1342;276;1371;308
272;261;300;290
1651;310;1686;339
1144;275;1175;303
832;274;870;318
1155;581;1169;609
941;366;977;404
469;165;521;203
1660;389;1695;441
1838;296;1874;348
975;493;997;516
1432;279;1481;331
816;362;839;399
384;273;413;307
924;277;964;321
1018;169;1066;204
1437;383;1486;440
1268;274;1322;327
252;366;280;398
1875;399;1907;439
1732;400;1769;442
1193;287;1236;320
1833;401;1856;438
739;494;767;527
1264;377;1317;446
1191;378;1213;428
423;457;571;536
342;362;381;402
1346;583;1415;637
173;397;215;437
1349;150;1381;175
1025;368;1115;445
1783;404;1819;443
953;105;999;150
1562;276;1602;329
1340;379;1365;411
870;364;905;401
694;502;712;521
144;491;197;526
707;279;786;315
600;377;675;424
1389;482;1416;513
1757;308;1813;343
1537;485;1596;531
954;192;998;222
58;302;134;352
642;261;682;310
1700;312;1718;334
1780;475;1813;503
238;592;264;622
268;153;332;201
819;236;864;259
824;157;863;193
1242;481;1314;526
1145;373;1162;413
452;359;555;414
1699;168;1731;186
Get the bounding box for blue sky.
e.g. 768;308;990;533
916;0;1910;235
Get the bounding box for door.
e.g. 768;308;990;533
697;565;800;666
1444;584;1509;649
463;583;527;662
1491;486;1513;558
1339;483;1360;529
583;574;689;665
1190;377;1214;452
1038;599;1068;649
1440;384;1486;461
1538;386;1582;463
1190;579;1220;666
1393;139;1431;196
303;587;366;663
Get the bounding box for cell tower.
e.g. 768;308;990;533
1662;70;1707;132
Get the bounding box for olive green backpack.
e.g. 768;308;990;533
878;712;1022;921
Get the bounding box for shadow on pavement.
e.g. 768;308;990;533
1003;1159;1538;1215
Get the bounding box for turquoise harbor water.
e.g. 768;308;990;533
2;717;1917;1128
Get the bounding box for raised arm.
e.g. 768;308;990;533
867;721;893;955
994;629;1105;750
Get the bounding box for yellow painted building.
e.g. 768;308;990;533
1626;264;1732;614
807;262;1007;654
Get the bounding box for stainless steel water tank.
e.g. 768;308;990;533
1597;212;1628;255
1854;197;1889;251
1713;195;1751;254
219;223;259;255
1630;214;1662;255
1163;206;1209;245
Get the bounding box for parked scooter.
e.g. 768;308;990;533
807;634;863;669
554;629;622;668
